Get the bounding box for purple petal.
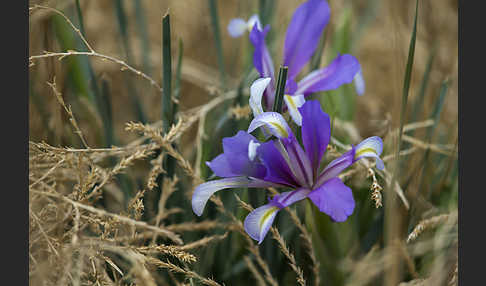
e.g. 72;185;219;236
206;131;266;178
192;177;279;216
244;203;280;244
268;188;311;209
353;68;365;96
257;140;299;187
283;0;330;79
315;148;355;187
299;100;331;172
308;177;355;222
250;25;276;109
281;134;314;188
206;154;237;178
295;54;361;95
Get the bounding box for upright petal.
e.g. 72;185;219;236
295;54;360;95
250;77;272;117
227;18;248;38
247;14;262;31
315;148;355;187
248;112;292;139
192;177;279;216
244;204;280;244
283;0;330;79
284;94;306;126
250;25;276;108
308;177;355;222
206;153;238;178
299;100;331;172
354;136;384;170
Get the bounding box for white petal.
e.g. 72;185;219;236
227;18;248;38
284;94;306;126
247;14;262;31
192;177;251;216
244;204;279;244
355;136;384;170
354;69;365;96
249;77;272;117
248;140;260;161
248;112;291;139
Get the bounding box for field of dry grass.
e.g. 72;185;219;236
29;0;458;285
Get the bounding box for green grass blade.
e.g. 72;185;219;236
162;13;173;133
173;39;184;117
272;66;288;113
134;0;152;75
208;0;226;87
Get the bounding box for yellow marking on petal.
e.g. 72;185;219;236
268;122;288;138
355;147;377;158
285;94;296;110
259;207;279;229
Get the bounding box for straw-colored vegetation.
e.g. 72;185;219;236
29;1;457;285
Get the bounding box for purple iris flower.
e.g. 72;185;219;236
247;0;364;113
192;78;384;244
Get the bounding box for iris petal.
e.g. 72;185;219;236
244;204;280;244
192;177;279;216
295;54;360;95
249;77;272;117
284;94;306;126
227;18;248;38
354;136;384;170
308;177;355;222
248;112;292;139
315;148;355;187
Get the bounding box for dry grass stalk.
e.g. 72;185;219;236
229;104;251;119
178;232;229;251
407;214;451;243
145;257;222;286
244;256;267;286
166;220;224;233
368;168;383;208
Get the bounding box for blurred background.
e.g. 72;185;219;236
29;0;458;285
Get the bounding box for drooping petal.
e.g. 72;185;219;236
353;68;365;96
250;77;272;117
284;94;306;126
295;54;360;95
354;136;384;170
283;0;330;79
308;177;355;222
192;177;278;216
227;18;248;38
315;148;355;187
257;140;299;187
244;204;280;244
248;112;292;139
299;100;330;172
250;25;276;108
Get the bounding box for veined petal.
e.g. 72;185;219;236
284;0;330;79
250;25;276;109
248;112;292;139
353;68;365;96
250;77;272;117
354;136;384;170
284;94;306;126
244;204;280;244
227;18;248;38
295;54;360;95
192;177;279;216
282;134;314;188
257;140;299;187
308;177;355;222
315;148;355;187
299;100;331;172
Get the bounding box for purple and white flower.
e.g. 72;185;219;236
246;0;365;125
192;78;384;244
